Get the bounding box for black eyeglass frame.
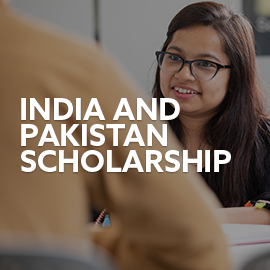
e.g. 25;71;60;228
155;51;231;81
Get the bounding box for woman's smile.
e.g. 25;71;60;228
172;84;200;99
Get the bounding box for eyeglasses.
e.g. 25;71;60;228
155;51;231;81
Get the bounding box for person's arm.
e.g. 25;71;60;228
218;207;270;224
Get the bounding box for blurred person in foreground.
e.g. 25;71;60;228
0;1;230;270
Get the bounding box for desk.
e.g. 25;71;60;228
230;242;270;270
222;224;270;270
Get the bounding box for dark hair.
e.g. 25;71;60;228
152;1;270;207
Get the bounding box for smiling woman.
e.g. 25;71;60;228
159;25;231;119
152;1;270;224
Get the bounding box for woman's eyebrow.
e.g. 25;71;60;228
196;53;221;63
167;46;222;63
167;46;183;53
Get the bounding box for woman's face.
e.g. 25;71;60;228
160;25;231;119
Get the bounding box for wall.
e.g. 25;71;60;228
11;0;93;38
10;0;270;98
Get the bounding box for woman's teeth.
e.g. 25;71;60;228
174;87;197;94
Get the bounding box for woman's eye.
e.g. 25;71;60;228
197;61;215;68
169;54;181;61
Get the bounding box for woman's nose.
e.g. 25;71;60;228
174;63;196;81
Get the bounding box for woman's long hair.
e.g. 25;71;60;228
152;1;270;206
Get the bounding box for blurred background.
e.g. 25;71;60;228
10;0;270;99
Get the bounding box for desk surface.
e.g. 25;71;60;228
222;224;270;270
230;242;270;270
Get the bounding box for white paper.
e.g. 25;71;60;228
222;224;270;246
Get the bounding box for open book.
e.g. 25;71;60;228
222;224;270;246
